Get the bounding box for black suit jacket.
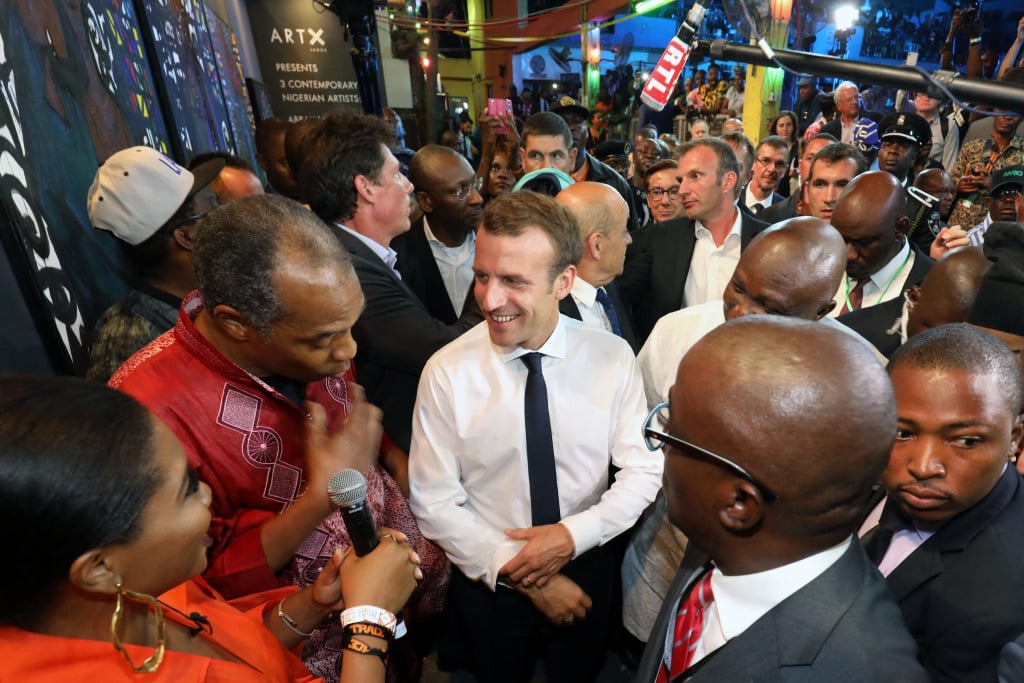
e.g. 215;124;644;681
558;281;638;353
329;226;483;451
836;241;934;357
585;152;642;232
884;467;1024;682
391;217;468;324
759;193;798;225
619;211;769;343
741;185;784;218
634;541;928;682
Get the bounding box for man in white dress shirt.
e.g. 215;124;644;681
409;191;662;682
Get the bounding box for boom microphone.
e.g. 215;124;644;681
328;469;378;557
640;2;707;111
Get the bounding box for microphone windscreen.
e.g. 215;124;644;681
328;469;367;507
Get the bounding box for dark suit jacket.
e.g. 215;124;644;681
634;541;928;682
836;241;934;357
329;226;483;451
820;110;882;141
884;467;1024;683
585;152;642;232
742;185;784;218
760;193;798;225
619;212;769;343
391;217;469;324
558;281;638;353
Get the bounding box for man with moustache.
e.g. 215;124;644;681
299;112;483;453
395;145;484;323
635;317;927;682
948;110;1024;230
742;135;789;216
861;324;1024;682
619;138;768;342
110;195;450;679
409;191;661;682
555;181;638;351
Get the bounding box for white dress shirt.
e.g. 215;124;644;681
858;498;938;577
422;217;476;315
744;184;775;212
408;315;663;589
683;210;743;308
828;237;914;317
662;538;853;671
569;278;615;335
334;222;401;278
640;301;885;408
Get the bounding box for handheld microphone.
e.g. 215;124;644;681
640;2;707;111
328;469;378;557
327;469;408;638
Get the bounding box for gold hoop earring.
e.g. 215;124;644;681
111;581;166;673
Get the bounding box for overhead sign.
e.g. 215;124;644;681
246;0;362;121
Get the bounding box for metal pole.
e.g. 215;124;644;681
696;40;1024;112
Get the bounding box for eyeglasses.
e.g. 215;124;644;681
170;211;210;230
992;187;1022;200
421;176;484;201
643;402;779;501
755;157;789;171
647;187;681;201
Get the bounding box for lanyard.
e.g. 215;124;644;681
844;246;912;312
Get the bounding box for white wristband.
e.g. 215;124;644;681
340;605;398;638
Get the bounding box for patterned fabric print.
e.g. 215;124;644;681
947;135;1024;230
86;289;178;381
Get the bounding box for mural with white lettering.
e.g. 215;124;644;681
245;0;362;121
0;0;172;372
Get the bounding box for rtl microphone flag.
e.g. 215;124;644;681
640;3;707;111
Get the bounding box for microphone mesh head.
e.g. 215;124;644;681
327;469;367;507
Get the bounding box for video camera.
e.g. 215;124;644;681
957;0;982;26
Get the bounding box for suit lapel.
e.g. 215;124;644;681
559;295;582;321
886;468;1019;602
606;281;638;352
405;219;458;322
659;219;696;310
332;224;420;299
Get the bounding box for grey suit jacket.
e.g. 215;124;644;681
634;541;927;683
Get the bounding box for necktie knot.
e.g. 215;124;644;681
520;352;544;374
752;202;765;215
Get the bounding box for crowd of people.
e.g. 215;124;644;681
3;8;1024;682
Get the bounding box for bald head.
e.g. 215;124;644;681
723;217;846;320
407;144;466;190
832;171;908;280
914;168;955;218
664;316;895;572
907;247;992;338
556;181;631;286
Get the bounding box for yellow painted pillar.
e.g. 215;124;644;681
741;0;792;144
466;0;487;117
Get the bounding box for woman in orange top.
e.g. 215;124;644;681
0;376;420;682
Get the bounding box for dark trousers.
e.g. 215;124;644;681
446;545;616;683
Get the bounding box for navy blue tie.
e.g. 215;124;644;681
520;353;560;526
595;287;623;337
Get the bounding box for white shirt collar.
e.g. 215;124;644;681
335;222;399;271
422;215;474;251
570;277;598;307
744;183;772;208
866;237;911;289
710;537;852;641
695;207;743;244
498;313;570;363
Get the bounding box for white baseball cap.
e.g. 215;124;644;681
87;146;223;245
